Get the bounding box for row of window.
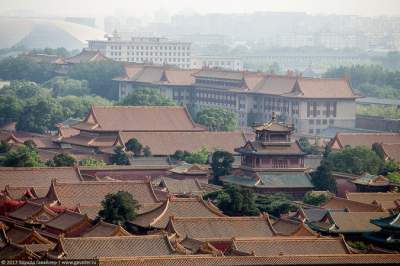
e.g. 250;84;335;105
110;51;190;57
109;45;189;51
309;119;335;125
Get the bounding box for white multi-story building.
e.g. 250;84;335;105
191;56;244;71
88;34;192;69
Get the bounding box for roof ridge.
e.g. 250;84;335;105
62;234;166;240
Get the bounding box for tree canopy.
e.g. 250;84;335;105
1;144;43;167
211;150;234;184
298;137;321;155
98;191;140;227
47;153;76;167
172;147;209;164
204;184;259;216
43;76;90;97
110;147;130;165
67;61;124;100
120;88;175;106
125;138;143;156
195;107;237;131
326;146;383;175
311;159;337;193
79;158;107;167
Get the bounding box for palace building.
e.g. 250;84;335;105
115;64;358;135
222;113;313;199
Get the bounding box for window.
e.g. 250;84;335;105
322;119;327;125
309;129;314;134
316;119;321;125
329;119;334;125
272;159;288;168
309;120;314;125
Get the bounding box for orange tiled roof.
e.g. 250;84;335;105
272;218;317;237
119;131;251;155
345;192;400;211
74;106;205;132
64;50;109;64
45;210;91;232
331;132;400;149
98;254;400;266
320;196;385;212
46;180;159;208
131;197;225;229
9;201;56;222
320;211;389;233
381;143;400;162
0;167;82;188
230;237;350;256
54;235;177;259
159;178;204;195
82;220;131;237
166;215;276;240
285;77;356;99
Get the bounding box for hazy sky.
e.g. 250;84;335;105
1;0;400;17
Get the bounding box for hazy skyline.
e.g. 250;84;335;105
1;0;400;18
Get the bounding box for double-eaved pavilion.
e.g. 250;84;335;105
222;113;313;199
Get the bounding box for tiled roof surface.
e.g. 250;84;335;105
82;221;131;237
159;177;203;195
288;78;356;99
346;192;400;210
0;167;82;188
332;133;400;149
119;131;249;155
5;226;33;244
381;143;400;162
232;237;350;256
194;69;244;80
321;196;384;212
49;180;159;207
250;75;297;95
131;197;225;228
81;106;204;132
60;133;118;147
98;254;400;266
77;203;163;220
45;210;89;231
58;235;175;259
272;218;316;236
326;211;389;233
167;216;275;240
9;201;56;221
64;50;109;64
243;141;304;155
257;172;313;188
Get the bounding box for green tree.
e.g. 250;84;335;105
0;56;57;83
184;147;209;164
298;137;320;155
43;76;90;97
48;153;76;167
120;88;175;106
172;150;185;161
143;145;152;157
2;145;43;167
1;80;50;100
255;193;297;217
214;185;259;216
211;150;234;184
303;191;329;206
195;107;237;131
125;138;143;156
0;141;11;153
327;146;383;175
110;147;130;165
79;158;107;167
311;160;337;193
16;97;64;133
0;95;22;126
67;61;124;99
98;191;140;227
59;95;111;119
